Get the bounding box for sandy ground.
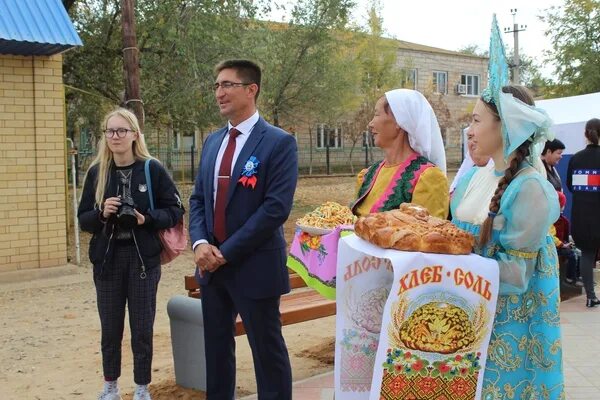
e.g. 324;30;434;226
0;177;359;400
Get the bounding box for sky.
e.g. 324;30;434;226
268;0;565;77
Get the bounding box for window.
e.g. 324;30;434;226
400;68;417;89
461;74;480;96
316;124;343;149
432;71;448;94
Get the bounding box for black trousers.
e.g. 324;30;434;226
94;242;161;384
201;272;292;400
580;247;598;299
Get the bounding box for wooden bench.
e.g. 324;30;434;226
184;273;336;335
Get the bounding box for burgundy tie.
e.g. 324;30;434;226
213;128;240;243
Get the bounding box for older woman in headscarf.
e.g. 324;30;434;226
352;89;449;218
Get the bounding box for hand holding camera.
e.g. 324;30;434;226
102;195;145;228
115;192;138;229
102;197;122;219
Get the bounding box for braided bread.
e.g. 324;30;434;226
354;203;474;255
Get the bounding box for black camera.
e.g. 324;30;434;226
117;193;137;229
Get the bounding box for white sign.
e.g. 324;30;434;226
335;235;499;400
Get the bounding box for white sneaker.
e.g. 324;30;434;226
133;386;152;400
97;391;122;400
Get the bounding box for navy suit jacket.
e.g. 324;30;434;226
189;117;298;299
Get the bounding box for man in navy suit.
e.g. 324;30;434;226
189;59;297;399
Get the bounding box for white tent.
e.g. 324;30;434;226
537;92;600;154
536;92;600;218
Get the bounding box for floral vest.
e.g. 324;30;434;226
352;153;433;214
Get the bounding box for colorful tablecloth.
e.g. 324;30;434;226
287;225;354;300
334;234;500;400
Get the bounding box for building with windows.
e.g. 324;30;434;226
294;39;488;172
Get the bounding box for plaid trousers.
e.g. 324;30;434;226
94;242;161;384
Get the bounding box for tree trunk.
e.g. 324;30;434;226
325;128;330;175
273;107;280;128
348;139;356;174
166;120;173;170
308;125;313;175
121;0;144;130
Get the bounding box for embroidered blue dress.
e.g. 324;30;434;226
451;164;565;400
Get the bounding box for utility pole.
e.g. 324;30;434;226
504;8;527;85
121;0;144;130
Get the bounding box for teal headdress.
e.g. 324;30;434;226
482;14;553;164
481;15;509;105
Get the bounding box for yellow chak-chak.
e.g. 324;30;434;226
296;201;356;229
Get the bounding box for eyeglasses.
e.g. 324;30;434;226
104;128;134;138
213;81;252;91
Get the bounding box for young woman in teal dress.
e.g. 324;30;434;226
451;84;565;399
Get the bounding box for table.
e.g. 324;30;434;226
287;225;354;300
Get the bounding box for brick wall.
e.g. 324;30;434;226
0;54;68;272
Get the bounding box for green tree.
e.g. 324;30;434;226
247;0;357;128
134;0;254;140
343;0;403;171
457;44;488;57
541;0;600;95
63;0;123;145
63;0;255;145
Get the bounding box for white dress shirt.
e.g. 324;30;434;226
193;110;259;250
213;111;259;203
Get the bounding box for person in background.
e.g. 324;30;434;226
541;138;566;191
449;128;493;194
566;118;600;307
551;191;582;286
352;89;448;218
78;108;184;400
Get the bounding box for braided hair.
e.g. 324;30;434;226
478;85;535;247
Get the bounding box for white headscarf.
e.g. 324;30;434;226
385;89;447;173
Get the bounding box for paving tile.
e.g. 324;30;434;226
293;388;327;399
320;388;335;400
241;297;600;399
565;372;595;387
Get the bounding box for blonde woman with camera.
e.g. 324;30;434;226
78;108;184;400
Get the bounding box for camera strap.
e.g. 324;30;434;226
126;159;157;280
132;231;147;280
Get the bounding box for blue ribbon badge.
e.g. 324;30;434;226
238;156;260;189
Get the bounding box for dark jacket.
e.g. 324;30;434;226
566;144;600;250
543;160;563;192
189;117;298;299
78;159;184;273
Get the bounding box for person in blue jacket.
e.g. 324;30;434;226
189;59;298;399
